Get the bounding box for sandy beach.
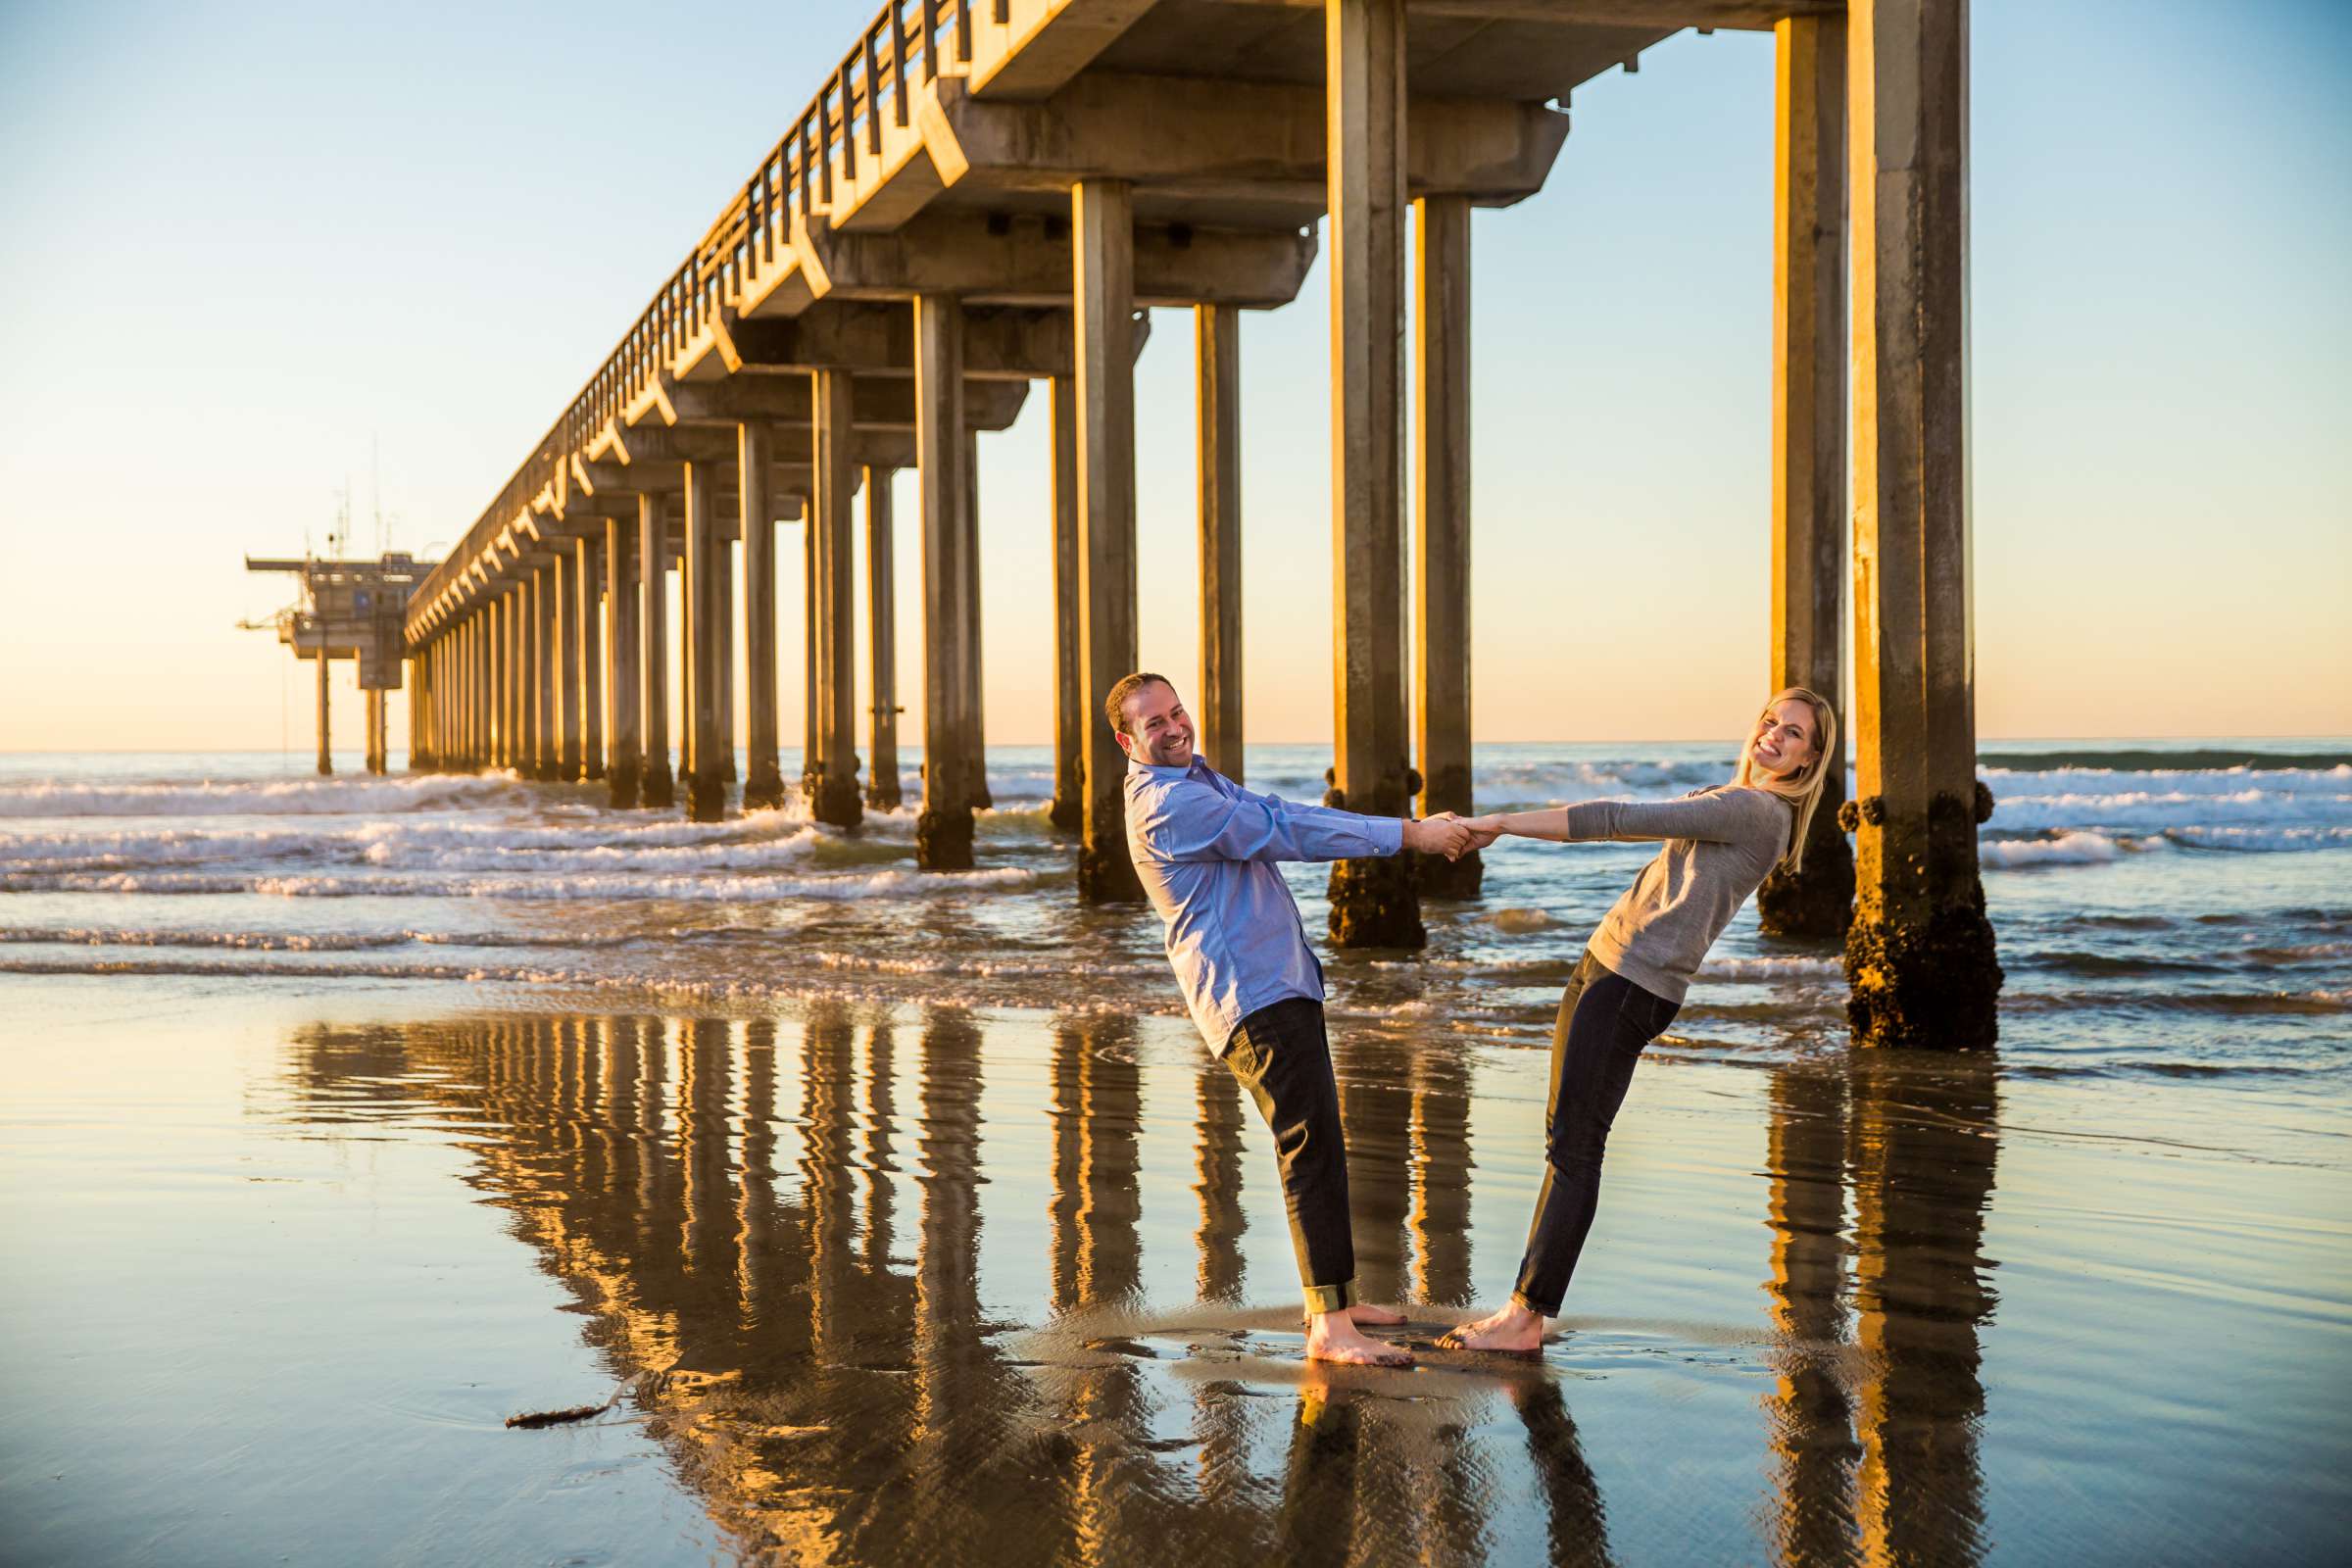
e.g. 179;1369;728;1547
5;974;2344;1566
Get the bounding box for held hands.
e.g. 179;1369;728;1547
1403;813;1473;860
1405;812;1501;860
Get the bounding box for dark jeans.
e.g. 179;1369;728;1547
1223;997;1357;1315
1511;951;1681;1316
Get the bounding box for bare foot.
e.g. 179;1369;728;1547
1305;1309;1413;1367
1348;1301;1406;1328
1437;1302;1547;1353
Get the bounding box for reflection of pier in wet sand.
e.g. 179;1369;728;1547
277;1005;2007;1564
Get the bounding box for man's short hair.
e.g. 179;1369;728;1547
1104;671;1171;737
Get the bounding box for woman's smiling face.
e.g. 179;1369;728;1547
1748;698;1819;781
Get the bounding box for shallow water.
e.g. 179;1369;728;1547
4;980;2347;1566
3;741;2347;1082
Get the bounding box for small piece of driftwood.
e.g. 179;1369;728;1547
506;1371;647;1430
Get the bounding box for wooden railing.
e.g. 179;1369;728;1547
416;0;975;631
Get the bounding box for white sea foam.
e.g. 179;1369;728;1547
1978;831;2136;868
0;772;534;818
1697;956;1845;981
4;865;1038;902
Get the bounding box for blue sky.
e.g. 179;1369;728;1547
1;0;2344;751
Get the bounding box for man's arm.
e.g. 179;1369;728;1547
1145;780;1467;863
1464;792;1772;846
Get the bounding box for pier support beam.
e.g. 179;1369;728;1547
741;421;787;810
1073;178;1144;903
1196;305;1245;788
1414;193;1481;899
914;293;975;870
1844;0;1999;1049
1047;377;1082;831
864;466;903;809
802;506;818;800
534;564;558;780
684;460;727;821
1324;0;1422;947
718;524;737;786
498;594;516;772
639;492;676;808
314;655;331;775
407;653;427;772
579;540;604;781
605;516;642;808
812;368;865;827
556;549;582;781
366;687;387;774
1759;12;1856;940
961;428;991;812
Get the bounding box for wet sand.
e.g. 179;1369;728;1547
3;976;2346;1566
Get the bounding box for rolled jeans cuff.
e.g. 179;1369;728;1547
1301;1279;1359;1316
1509;1288;1556;1319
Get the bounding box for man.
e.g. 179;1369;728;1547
1109;670;1471;1366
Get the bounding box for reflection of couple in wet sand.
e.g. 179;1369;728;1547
1112;670;1836;1365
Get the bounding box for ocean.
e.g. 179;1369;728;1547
3;740;2346;1081
5;739;2349;1564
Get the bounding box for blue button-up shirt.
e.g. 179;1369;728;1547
1125;756;1405;1052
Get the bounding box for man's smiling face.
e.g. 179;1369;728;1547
1117;679;1195;768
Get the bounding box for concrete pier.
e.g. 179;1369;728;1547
959;427;990;813
1323;0;1421;948
914;294;974;871
1195;305;1244;789
739;420;786;810
1073;178;1143;904
555;550;582;782
683;460;727;821
578;539;604;782
639;492;675;808
315;653;332;775
1758;11;1856;939
1844;0;2001;1050
604;516;642;808
1414;193;1480;899
863;466;902;810
1047;376;1082;832
365;687;386;774
811;368;864;827
380;3;1985;1048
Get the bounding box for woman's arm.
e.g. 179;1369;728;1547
1467;792;1777;847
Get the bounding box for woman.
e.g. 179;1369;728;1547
1440;688;1837;1352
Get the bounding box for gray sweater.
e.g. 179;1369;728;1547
1565;787;1795;1004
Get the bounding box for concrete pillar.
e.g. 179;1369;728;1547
508;590;524;772
493;595;512;771
1760;13;1858;940
407;654;427;772
684;461;727;821
801;503;818;798
960;426;990;813
741;421;786;810
913;293;974;870
812;368;864;827
555;549;582;781
1324;0;1420;948
1072;178;1143;903
1414;193;1481;899
638;491;676;808
1047;377;1082;831
579;538;604;782
533;564;558;780
718;526;738;785
605;515;642;808
315;653;332;775
1196;304;1244;787
864;466;903;808
1845;0;1999;1049
365;687;387;774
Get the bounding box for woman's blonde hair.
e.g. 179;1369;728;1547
1734;686;1838;869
